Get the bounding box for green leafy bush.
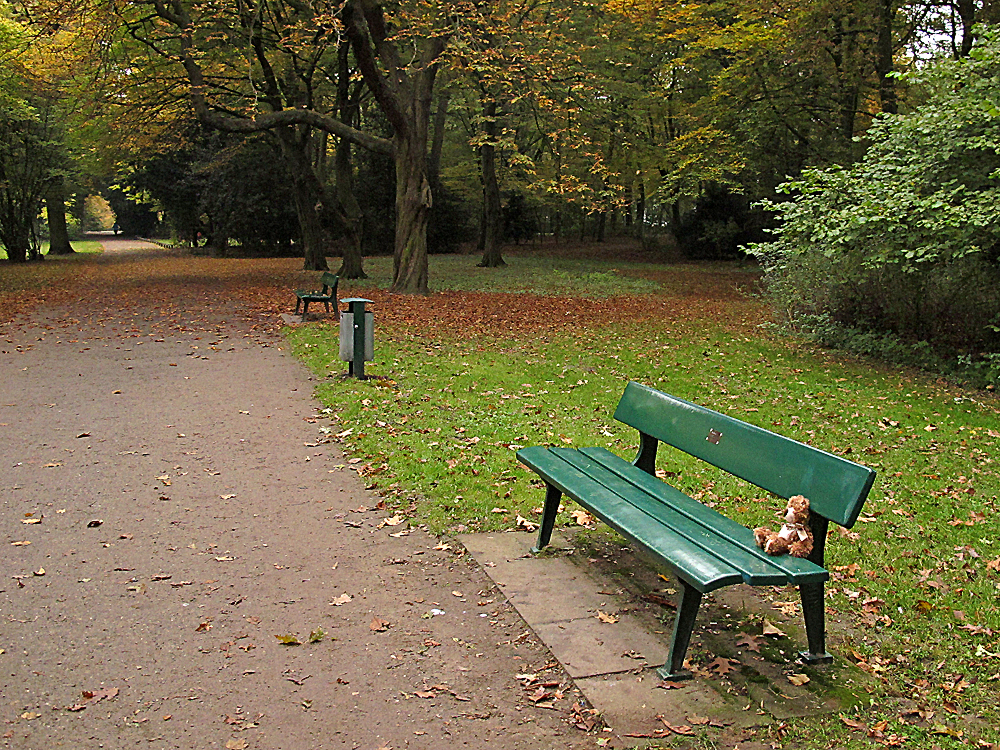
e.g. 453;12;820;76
751;26;1000;384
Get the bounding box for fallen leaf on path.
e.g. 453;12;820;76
275;633;302;645
308;628;326;643
11;541;31;546
21;518;41;524
33;568;44;576
596;611;618;624
215;556;235;561
655;681;685;690
369;617;390;632
657;717;694;735
87;519;103;527
787;673;810;686
330;593;352;606
195;621;212;632
225;740;248;750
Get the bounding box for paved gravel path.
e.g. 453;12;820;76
1;241;595;750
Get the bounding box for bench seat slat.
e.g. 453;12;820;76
519;446;747;592
577;447;827;584
555;448;824;586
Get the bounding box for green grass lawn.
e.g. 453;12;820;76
0;240;104;262
288;258;1000;750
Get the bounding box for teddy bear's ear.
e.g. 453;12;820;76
753;527;771;549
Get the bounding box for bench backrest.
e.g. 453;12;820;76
321;272;339;293
613;382;876;529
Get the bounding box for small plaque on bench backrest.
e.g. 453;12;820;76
707;428;722;445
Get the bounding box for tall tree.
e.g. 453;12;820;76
104;0;450;292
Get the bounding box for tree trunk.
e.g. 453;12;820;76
478;101;505;268
335;135;367;278
391;131;431;293
335;37;367;279
389;66;436;294
429;90;450;185
635;179;646;240
276;128;329;271
45;177;75;255
875;0;897;115
956;0;977;57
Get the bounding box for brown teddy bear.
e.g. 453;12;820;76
753;495;814;558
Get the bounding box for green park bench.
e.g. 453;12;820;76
294;272;339;321
517;381;876;680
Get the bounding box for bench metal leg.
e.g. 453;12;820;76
657;580;702;681
531;484;561;553
799;581;833;664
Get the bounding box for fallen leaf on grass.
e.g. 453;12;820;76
571;509;594;526
705;657;739;676
596;611;618;624
515;514;539;532
369;617;390;632
841;715;867;731
787;673;810;686
736;633;763;652
762;619;786;637
931;724;963;738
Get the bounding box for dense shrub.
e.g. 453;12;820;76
751;26;1000;386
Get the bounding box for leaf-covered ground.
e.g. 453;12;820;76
4;237;999;749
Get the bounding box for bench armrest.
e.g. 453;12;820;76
633;431;658;475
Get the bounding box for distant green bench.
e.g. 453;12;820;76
294;272;339;321
517;382;876;680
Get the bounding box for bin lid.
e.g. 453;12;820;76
341;298;373;304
